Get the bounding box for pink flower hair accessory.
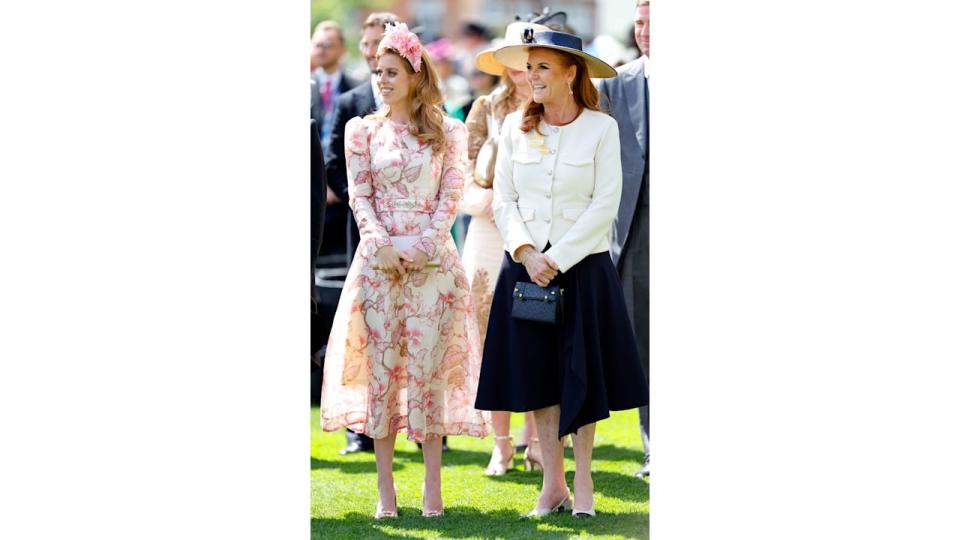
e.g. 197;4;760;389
377;22;423;73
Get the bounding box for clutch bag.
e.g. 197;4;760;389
511;281;563;324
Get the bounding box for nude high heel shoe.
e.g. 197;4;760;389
484;435;515;476
421;482;444;518
573;506;596;518
374;485;399;519
524;492;573;518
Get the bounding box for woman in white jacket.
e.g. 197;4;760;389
474;29;648;519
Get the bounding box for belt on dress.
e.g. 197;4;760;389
374;198;439;213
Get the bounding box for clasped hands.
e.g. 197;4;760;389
516;245;559;287
375;245;429;275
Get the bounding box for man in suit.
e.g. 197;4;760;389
311;120;327;378
324;12;399;455
597;0;650;478
310;20;360;157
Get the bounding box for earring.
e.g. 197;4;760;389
568;81;573;95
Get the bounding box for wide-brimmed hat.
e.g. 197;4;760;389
492;29;617;78
475;22;552;75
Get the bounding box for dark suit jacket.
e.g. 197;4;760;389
310;70;361;135
597;58;649;381
325;81;377;266
311;117;327;354
311;119;327;271
597;58;648;267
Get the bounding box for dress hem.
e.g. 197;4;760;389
321;414;489;443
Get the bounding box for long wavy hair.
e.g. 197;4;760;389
519;47;601;135
491;74;524;121
372;48;447;154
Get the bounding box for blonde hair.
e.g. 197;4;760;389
519;48;601;134
372;48;447;154
491;75;523;120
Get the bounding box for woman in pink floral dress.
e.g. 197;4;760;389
320;23;488;519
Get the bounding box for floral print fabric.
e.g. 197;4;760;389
321;115;489;442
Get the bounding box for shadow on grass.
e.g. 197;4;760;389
311;457;396;474
396;447;490;467
489;469;648;504
311;446;491;473
312;506;647;540
592;444;646;464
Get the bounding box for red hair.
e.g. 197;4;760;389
519;48;601;134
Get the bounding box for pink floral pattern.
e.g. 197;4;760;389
320;115;489;442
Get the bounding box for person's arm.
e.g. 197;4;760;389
461;97;494;218
492;113;536;262
413;120;468;259
345;117;391;249
544;119;623;273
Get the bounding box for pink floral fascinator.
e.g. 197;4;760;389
377;22;423;72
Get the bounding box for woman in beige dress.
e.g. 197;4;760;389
461;21;550;476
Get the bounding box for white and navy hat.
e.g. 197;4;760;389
493;29;617;79
474;22;552;76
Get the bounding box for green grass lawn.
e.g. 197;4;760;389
311;408;649;539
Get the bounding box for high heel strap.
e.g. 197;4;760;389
374;489;399;519
525;494;572;518
573;507;596;518
421;483;444;518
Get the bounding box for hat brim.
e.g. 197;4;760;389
475;48;505;76
493;44;617;79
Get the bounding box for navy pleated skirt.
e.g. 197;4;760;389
474;250;648;438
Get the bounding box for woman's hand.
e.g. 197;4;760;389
375;245;405;275
400;248;429;272
517;245;559;287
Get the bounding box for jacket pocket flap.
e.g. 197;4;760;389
561;157;593;166
512;153;543;164
518;206;535;221
561;206;588;220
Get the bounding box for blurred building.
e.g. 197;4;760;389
367;0;638;42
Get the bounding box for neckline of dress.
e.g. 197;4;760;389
386;116;411;130
543;108;585;129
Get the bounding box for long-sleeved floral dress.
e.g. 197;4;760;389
320;114;489;442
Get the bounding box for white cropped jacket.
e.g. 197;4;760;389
492;108;623;273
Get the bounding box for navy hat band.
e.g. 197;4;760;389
521;29;583;52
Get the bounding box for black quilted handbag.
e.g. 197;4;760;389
511;281;564;324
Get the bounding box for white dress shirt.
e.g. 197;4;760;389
492;108;623;273
371;78;384;110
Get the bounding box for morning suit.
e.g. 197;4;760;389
311;120;327;364
597;56;650;455
325;81;378;267
323;80;378;450
311;70;360;154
